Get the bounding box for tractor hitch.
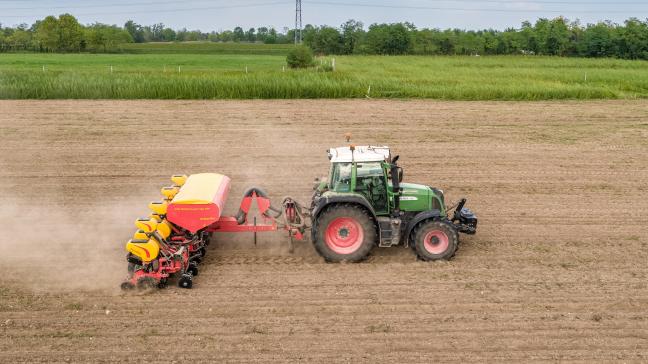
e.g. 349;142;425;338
451;198;478;235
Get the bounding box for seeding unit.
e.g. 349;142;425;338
122;145;478;289
122;173;306;289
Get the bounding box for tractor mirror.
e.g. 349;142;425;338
398;167;403;182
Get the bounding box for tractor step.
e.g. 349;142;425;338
377;217;401;247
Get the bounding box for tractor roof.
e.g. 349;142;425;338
328;146;391;163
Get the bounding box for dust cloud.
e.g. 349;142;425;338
0;197;133;293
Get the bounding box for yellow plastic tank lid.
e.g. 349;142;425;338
171;175;187;186
171;173;229;205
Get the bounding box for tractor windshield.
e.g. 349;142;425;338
330;163;352;192
355;162;388;213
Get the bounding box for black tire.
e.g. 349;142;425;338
157;278;168;289
178;274;193;289
412;220;458;261
120;281;135;290
188;262;199;277
202;232;212;246
313;204;376;263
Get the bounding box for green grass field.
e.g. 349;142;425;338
1;50;647;99
119;42;294;55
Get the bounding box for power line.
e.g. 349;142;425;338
0;0;271;11
2;0;646;11
0;1;292;18
307;1;647;14
0;0;643;20
410;0;647;5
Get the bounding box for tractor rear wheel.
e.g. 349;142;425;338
413;220;458;261
314;205;376;263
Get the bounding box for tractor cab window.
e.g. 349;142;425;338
330;163;352;192
355;162;388;212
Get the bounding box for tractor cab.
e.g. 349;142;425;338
327;146;393;214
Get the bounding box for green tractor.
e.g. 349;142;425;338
310;145;477;262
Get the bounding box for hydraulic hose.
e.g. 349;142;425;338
235;187;283;224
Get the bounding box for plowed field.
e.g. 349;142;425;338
1;100;647;362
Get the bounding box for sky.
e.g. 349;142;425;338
0;0;646;31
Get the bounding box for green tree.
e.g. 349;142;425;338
500;28;524;54
616;18;648;59
233;27;244;42
482;30;500;55
257;27;269;43
219;30;233;42
301;24;316;45
7;28;32;51
437;29;457;55
456;30;484;55
143;23;165;41
124;20;145;43
545;17;570;55
366;23;411;55
161;28;176;41
412;28;440;55
340;19;364;54
85;23;132;52
246;28;256;42
519;20;537;54
265;28;278;44
306;26;342;54
580;22;617;57
35;15;59;51
286;45;314;68
57;14;83;51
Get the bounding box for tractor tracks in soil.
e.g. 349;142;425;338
0;100;647;362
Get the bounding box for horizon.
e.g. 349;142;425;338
1;0;646;32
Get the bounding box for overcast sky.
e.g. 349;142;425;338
1;0;646;31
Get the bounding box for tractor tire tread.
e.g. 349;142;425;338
412;219;458;261
313;204;376;263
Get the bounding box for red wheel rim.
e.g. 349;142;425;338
325;217;364;254
423;230;449;255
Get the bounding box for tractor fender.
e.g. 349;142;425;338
310;194;378;242
404;209;443;244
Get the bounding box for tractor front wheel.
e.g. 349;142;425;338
413;220;458;261
314;205;376;263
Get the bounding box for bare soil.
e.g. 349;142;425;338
0;100;647;362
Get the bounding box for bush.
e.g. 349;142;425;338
286;45;314;68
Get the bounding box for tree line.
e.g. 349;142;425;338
0;14;131;52
1;14;647;59
306;18;648;59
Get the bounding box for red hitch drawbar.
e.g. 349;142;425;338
207;191;304;241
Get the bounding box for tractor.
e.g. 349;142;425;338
309;145;477;262
121;145;477;290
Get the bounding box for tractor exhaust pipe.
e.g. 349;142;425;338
390;155;401;218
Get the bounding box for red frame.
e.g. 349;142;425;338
205;192;303;240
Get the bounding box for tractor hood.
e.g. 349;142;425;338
398;183;446;214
